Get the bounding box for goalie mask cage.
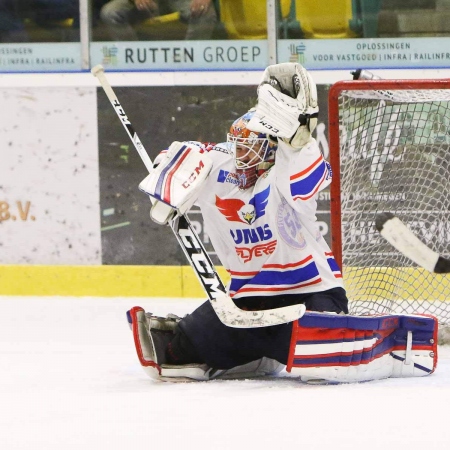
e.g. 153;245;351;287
328;79;450;339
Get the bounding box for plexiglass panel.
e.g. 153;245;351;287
90;0;270;70
278;0;450;70
1;1;450;72
0;0;85;71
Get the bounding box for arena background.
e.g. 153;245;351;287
2;68;438;297
97;84;331;267
0;78;332;297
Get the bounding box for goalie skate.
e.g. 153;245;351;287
126;307;284;382
126;307;210;382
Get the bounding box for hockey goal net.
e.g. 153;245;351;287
328;79;450;338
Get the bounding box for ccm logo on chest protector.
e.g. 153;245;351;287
182;160;206;189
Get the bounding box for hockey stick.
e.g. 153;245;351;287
91;65;306;327
375;212;450;274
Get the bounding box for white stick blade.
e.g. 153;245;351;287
213;294;306;328
375;213;439;273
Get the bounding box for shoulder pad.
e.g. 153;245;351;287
207;142;232;155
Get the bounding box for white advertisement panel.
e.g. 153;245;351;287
0;43;81;72
90;40;268;70
0;87;101;264
91;38;450;72
278;38;450;70
1;38;450;73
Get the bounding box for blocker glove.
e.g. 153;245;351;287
139;141;212;224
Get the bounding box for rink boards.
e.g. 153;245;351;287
1;76;449;302
1;264;449;301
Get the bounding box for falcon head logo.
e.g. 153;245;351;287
215;186;270;225
239;204;256;225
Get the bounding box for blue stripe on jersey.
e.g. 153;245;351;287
155;145;187;198
229;260;320;293
327;256;341;273
290;160;327;198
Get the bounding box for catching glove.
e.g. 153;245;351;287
248;63;318;148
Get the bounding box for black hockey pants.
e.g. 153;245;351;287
166;287;349;369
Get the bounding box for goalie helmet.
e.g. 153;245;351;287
227;109;276;189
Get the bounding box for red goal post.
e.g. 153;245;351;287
328;78;450;335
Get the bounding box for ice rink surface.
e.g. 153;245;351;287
1;296;449;450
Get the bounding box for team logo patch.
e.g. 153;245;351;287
236;240;277;263
325;161;332;180
315;229;322;242
217;169;240;186
216;186;270;225
230;224;273;244
276;198;307;249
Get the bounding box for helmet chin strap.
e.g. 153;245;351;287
237;166;257;190
237;159;275;190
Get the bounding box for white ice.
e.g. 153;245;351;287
1;296;449;450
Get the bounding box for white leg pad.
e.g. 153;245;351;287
127;307;161;380
286;312;438;383
210;358;285;380
127;307;285;382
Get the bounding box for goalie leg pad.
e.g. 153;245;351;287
286;312;438;383
127;307;285;382
161;357;285;382
209;357;285;380
127;307;163;380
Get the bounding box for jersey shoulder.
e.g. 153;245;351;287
204;142;233;157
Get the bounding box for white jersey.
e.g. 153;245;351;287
190;138;343;300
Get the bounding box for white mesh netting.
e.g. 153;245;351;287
335;86;450;341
